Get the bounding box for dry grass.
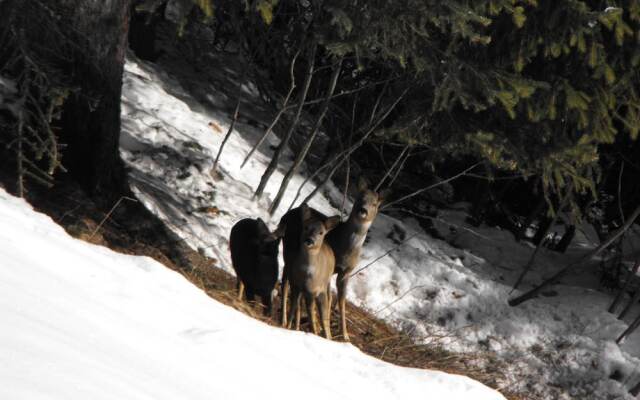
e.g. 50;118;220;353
9;177;529;400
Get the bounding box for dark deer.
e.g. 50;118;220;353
229;218;283;316
280;204;340;338
326;180;387;341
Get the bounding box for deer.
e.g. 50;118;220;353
280;204;340;339
326;180;388;341
278;204;327;329
229;217;283;316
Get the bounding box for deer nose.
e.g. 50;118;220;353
304;238;314;247
358;207;368;218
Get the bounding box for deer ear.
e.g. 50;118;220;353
377;188;391;205
324;215;341;231
357;177;369;193
256;218;271;237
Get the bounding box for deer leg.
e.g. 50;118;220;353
281;275;290;327
295;300;302;331
327;282;333;312
337;273;350;341
313;298;323;334
262;290;274;318
287;289;301;330
317;291;332;340
245;288;256;310
236;279;245;301
305;292;319;335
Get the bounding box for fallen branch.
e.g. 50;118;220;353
509;203;640;307
511;188;572;293
609;260;640;314
616;311;640;344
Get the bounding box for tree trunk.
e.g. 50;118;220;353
554;225;575;253
129;1;164;62
57;0;132;198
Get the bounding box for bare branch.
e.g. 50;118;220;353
240;48;300;169
268;56;343;215
375;144;409;192
254;43;317;200
300;88;410;205
212;99;241;173
382;163;480;210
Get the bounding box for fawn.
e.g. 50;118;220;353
279;204;326;329
229;217;283;316
280;204;340;338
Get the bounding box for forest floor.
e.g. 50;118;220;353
12;175;519;399
110;44;640;399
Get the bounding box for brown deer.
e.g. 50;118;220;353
326;180;387;341
278;204;327;329
229;218;283;316
281;204;340;338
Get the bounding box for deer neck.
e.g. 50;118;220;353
344;214;372;249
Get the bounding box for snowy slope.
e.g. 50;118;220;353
0;188;505;400
118;54;640;399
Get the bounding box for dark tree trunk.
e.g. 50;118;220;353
129;2;164;62
555;225;575;253
56;0;132;198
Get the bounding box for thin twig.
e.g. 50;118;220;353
350;231;421;278
300;88;410;205
386;147;411;190
374;284;428;315
619;160;625;224
382;163;480;210
89;196;138;239
385;207;494;241
213;99;241;172
375;144;409;192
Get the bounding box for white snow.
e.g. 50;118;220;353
114;50;640;400
0;188;504;400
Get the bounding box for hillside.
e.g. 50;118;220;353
0;188;504;400
115;50;640;399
